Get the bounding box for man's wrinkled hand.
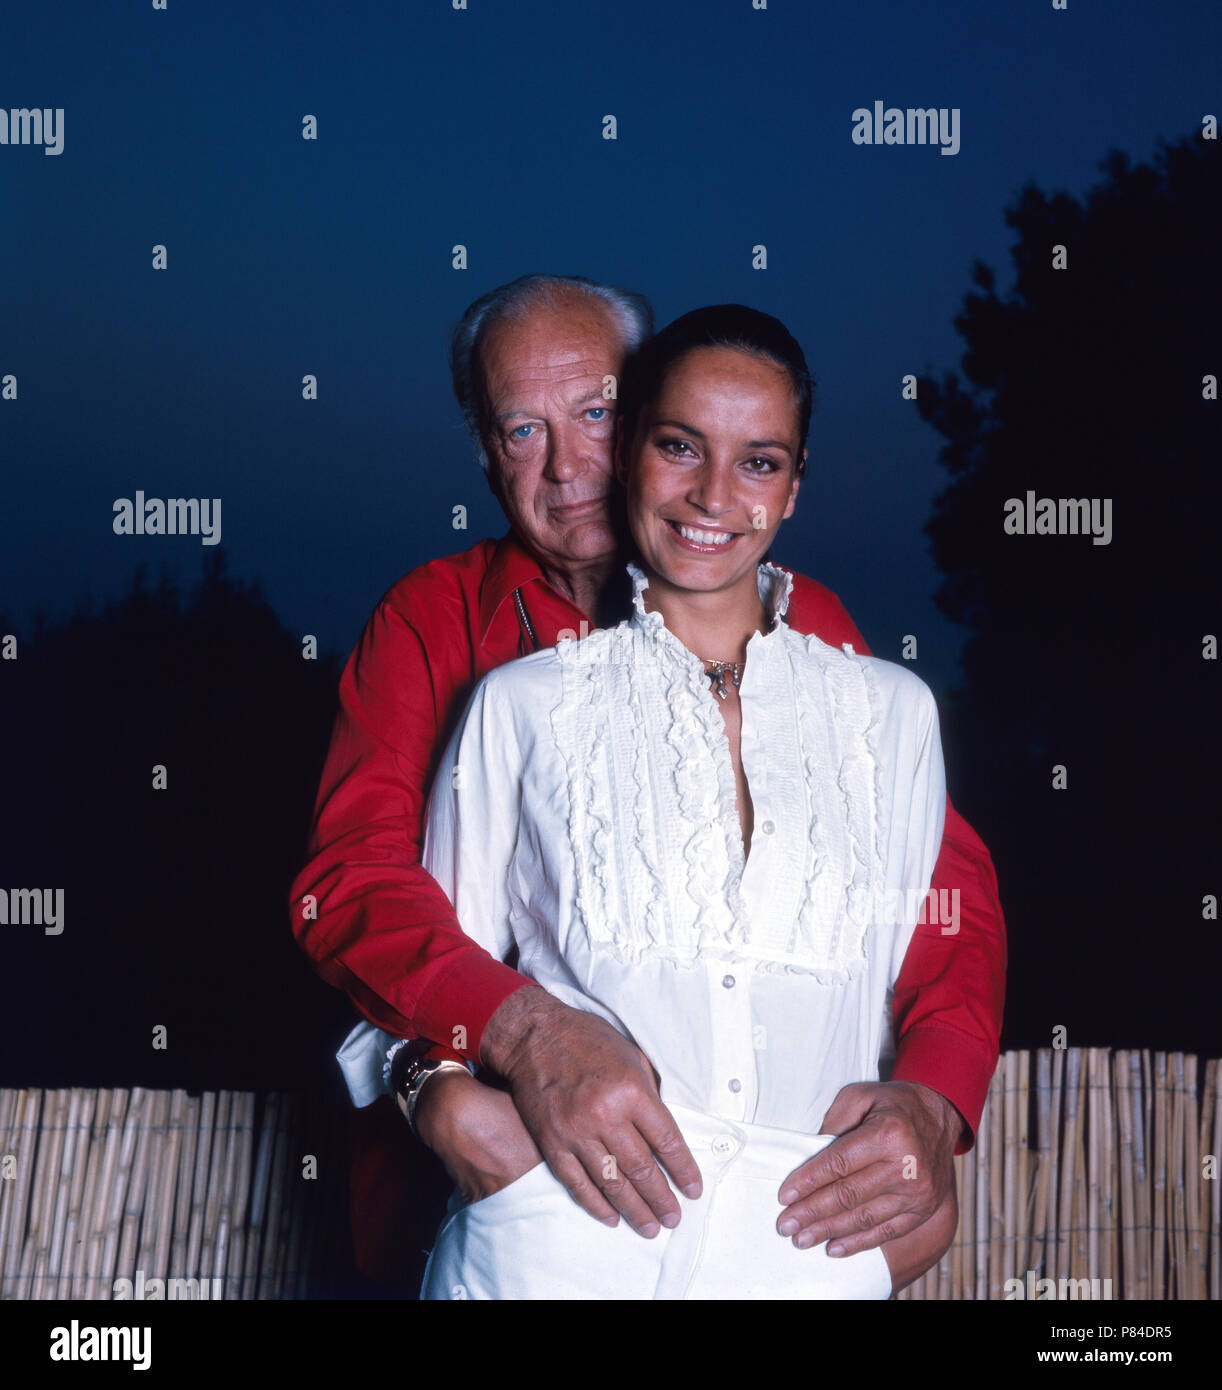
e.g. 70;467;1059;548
775;1080;963;1256
879;1181;959;1295
480;988;703;1236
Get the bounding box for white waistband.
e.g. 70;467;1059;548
665;1101;836;1175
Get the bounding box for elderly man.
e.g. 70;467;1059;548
290;273;1005;1295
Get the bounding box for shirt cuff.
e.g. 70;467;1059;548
890;1025;998;1156
335;1028;477;1109
336;1022;398;1108
412;953;543;1063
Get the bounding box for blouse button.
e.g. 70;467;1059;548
728;1078;742;1094
722;975;736;989
761;820;775;834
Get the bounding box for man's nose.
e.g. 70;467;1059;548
545;422;603;480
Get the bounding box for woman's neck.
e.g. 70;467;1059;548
640;566;769;666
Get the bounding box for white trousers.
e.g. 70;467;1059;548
420;1103;893;1300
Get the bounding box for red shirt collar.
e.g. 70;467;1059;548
478;528;554;644
480;531;808;649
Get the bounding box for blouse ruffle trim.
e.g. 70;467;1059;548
548;563;885;980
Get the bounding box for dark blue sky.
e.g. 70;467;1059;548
2;0;1216;698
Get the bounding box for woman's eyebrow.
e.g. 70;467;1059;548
653;418;706;437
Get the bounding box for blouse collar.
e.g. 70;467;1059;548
625;559;794;646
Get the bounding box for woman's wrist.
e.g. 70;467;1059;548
410;1063;481;1151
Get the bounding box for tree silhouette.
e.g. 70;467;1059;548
0;553;355;1090
916;134;1220;1054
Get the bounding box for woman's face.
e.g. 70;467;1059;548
618;345;804;601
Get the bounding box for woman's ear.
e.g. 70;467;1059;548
781;449;805;520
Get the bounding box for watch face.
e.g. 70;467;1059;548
391;1045;429;1096
405;1055;448;1095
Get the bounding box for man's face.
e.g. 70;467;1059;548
479;294;625;572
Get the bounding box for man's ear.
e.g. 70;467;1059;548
483;451;503;505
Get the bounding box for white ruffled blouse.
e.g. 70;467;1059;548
338;560;946;1135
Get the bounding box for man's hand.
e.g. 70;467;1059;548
775;1080;964;1256
480;987;703;1236
412;1067;543;1205
879;1181;959;1295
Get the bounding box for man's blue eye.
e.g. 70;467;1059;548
512;424;534;438
586;408;606;421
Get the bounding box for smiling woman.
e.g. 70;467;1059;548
383;305;950;1299
609;314;812;854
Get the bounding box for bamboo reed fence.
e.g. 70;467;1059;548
0;1087;348;1300
900;1047;1221;1299
1;1048;1218;1299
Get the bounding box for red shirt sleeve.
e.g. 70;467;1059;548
784;569;1006;1154
888;800;1006;1154
288;592;537;1065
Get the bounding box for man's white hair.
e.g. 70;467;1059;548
449;273;654;472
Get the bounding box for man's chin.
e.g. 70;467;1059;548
551;517;620;557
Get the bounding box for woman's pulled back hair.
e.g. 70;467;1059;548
618;304;813;477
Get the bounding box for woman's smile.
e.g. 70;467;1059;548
664;517;744;551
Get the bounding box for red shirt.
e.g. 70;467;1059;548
291;530;1005;1153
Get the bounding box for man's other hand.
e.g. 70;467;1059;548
880;1182;959;1295
775;1080;963;1256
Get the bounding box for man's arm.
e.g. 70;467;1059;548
301;580;701;1238
779;572;1005;1261
784;571;1005;1137
289;593;536;1062
420;667;703;1236
890;797;1007;1154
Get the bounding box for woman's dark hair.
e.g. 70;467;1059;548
618;304;813;477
